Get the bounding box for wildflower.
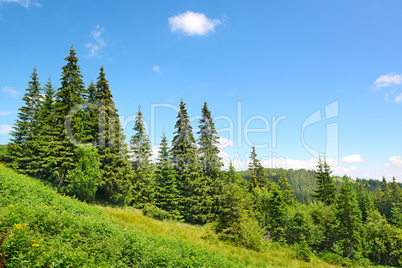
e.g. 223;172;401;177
8;205;14;208
32;244;39;247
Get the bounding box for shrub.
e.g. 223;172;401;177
293;234;312;262
142;204;172;221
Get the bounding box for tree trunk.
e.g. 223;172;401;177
58;170;65;188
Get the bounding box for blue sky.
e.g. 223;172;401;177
1;0;402;181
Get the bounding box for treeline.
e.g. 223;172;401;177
239;168;402;203
5;47;402;266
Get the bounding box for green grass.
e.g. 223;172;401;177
0;164;237;267
100;207;339;268
0;164;341;267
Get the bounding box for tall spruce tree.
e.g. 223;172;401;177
53;47;88;187
197;102;223;220
335;178;363;259
36;78;57;180
248;146;267;189
95;66;132;205
9;67;42;176
154;132;181;220
278;172;295;206
129;106;154;207
171;99;211;223
197;102;222;177
312;155;336;205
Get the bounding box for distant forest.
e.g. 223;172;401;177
239;168;402;203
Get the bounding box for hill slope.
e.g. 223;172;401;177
0;164;340;267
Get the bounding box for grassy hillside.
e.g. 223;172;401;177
0;164;340;267
0;164;236;267
101;206;339;268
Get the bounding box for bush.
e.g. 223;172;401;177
65;147;101;202
293;234;312;262
0;145;8;163
142;204;172;221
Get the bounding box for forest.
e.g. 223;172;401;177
2;47;402;267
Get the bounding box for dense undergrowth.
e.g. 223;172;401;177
0;164;237;267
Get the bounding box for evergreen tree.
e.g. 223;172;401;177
248;146;267;189
335;178;363;259
278;172;295;206
52;46;88;187
94;66;132;205
171;99;211;223
197;102;222;177
375;177;393;220
85;81;99;146
355;183;374;222
8;67;42;176
36;78;57;180
154;132;181;220
129;106;154;208
312;155;336;206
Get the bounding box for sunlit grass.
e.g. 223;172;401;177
100;206;340;268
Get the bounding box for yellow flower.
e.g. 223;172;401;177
8;205;14;207
32;244;39;247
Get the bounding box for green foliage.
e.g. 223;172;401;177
312;156;336;206
248;146;267;189
154;133;181;220
8;67;42;177
197;102;222;178
0;165;236;267
0;145;9;163
65;147;101;202
130;106;154;208
334;178;363;259
142;204;173;221
293;234;312;262
278;172;295;206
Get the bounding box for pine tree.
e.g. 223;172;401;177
8;67;42;176
278;172;295;205
171;99;211;223
248;146;267;189
312;155;336;205
94;66;132;205
197;102;224;221
335;178;363;259
375;177;393;219
197;102;222;178
154;132;181;220
129;106;154;208
85;81;99;146
355;183;374;222
52;46;87;187
36;78;57;180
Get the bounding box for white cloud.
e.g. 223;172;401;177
384;156;402;179
373;73;402;88
0;125;13;135
0;111;12;116
395;93;402;103
150;146;159;162
85;25;107;58
0;0;41;8
341;154;366;163
153;65;161;73
168;11;221;36
1;86;18;98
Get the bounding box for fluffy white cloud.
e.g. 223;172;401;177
153;65;161;73
383;156;402;179
0;125;13;135
373;73;402;88
0;0;41;8
0;86;18;98
395;93;402;103
341;154;366;163
86;25;106;58
0;111;12;116
168;11;221;36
